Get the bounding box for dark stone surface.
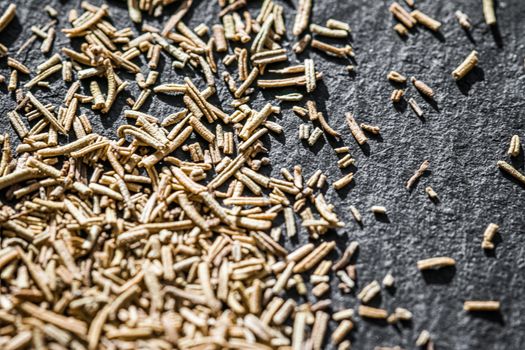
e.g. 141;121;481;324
1;0;524;349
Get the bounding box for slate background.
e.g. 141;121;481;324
1;0;524;349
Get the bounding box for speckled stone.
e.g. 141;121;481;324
1;0;524;349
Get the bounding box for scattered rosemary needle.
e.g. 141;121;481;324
276;93;304;102
0;4;16;33
349;205;362;224
425;186;438;201
482;0;497;26
408;98;424;118
346;113;368;145
481;223;499;250
452;50;479;80
416;330;431;347
406;160;429;189
455;10;472;30
387;70;407;83
393;23;408;36
371;205;387;215
497;160;525;186
464;300;500;312
417;257;456;270
391;89;404;103
507;135;520;157
389;2;417;29
411;9;442;31
411;77;435;98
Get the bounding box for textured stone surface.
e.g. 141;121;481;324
1;0;524;349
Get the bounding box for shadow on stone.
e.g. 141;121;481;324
483;232;502;258
510;148;524;170
498;168;525;190
421;266;456;284
357;142;371;157
455;67;485;96
490;24;504;48
467;310;505;325
1;15;22;50
420;94;439;113
373;212;390;223
429;30;446;43
463;28;476;44
393;98;408;113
